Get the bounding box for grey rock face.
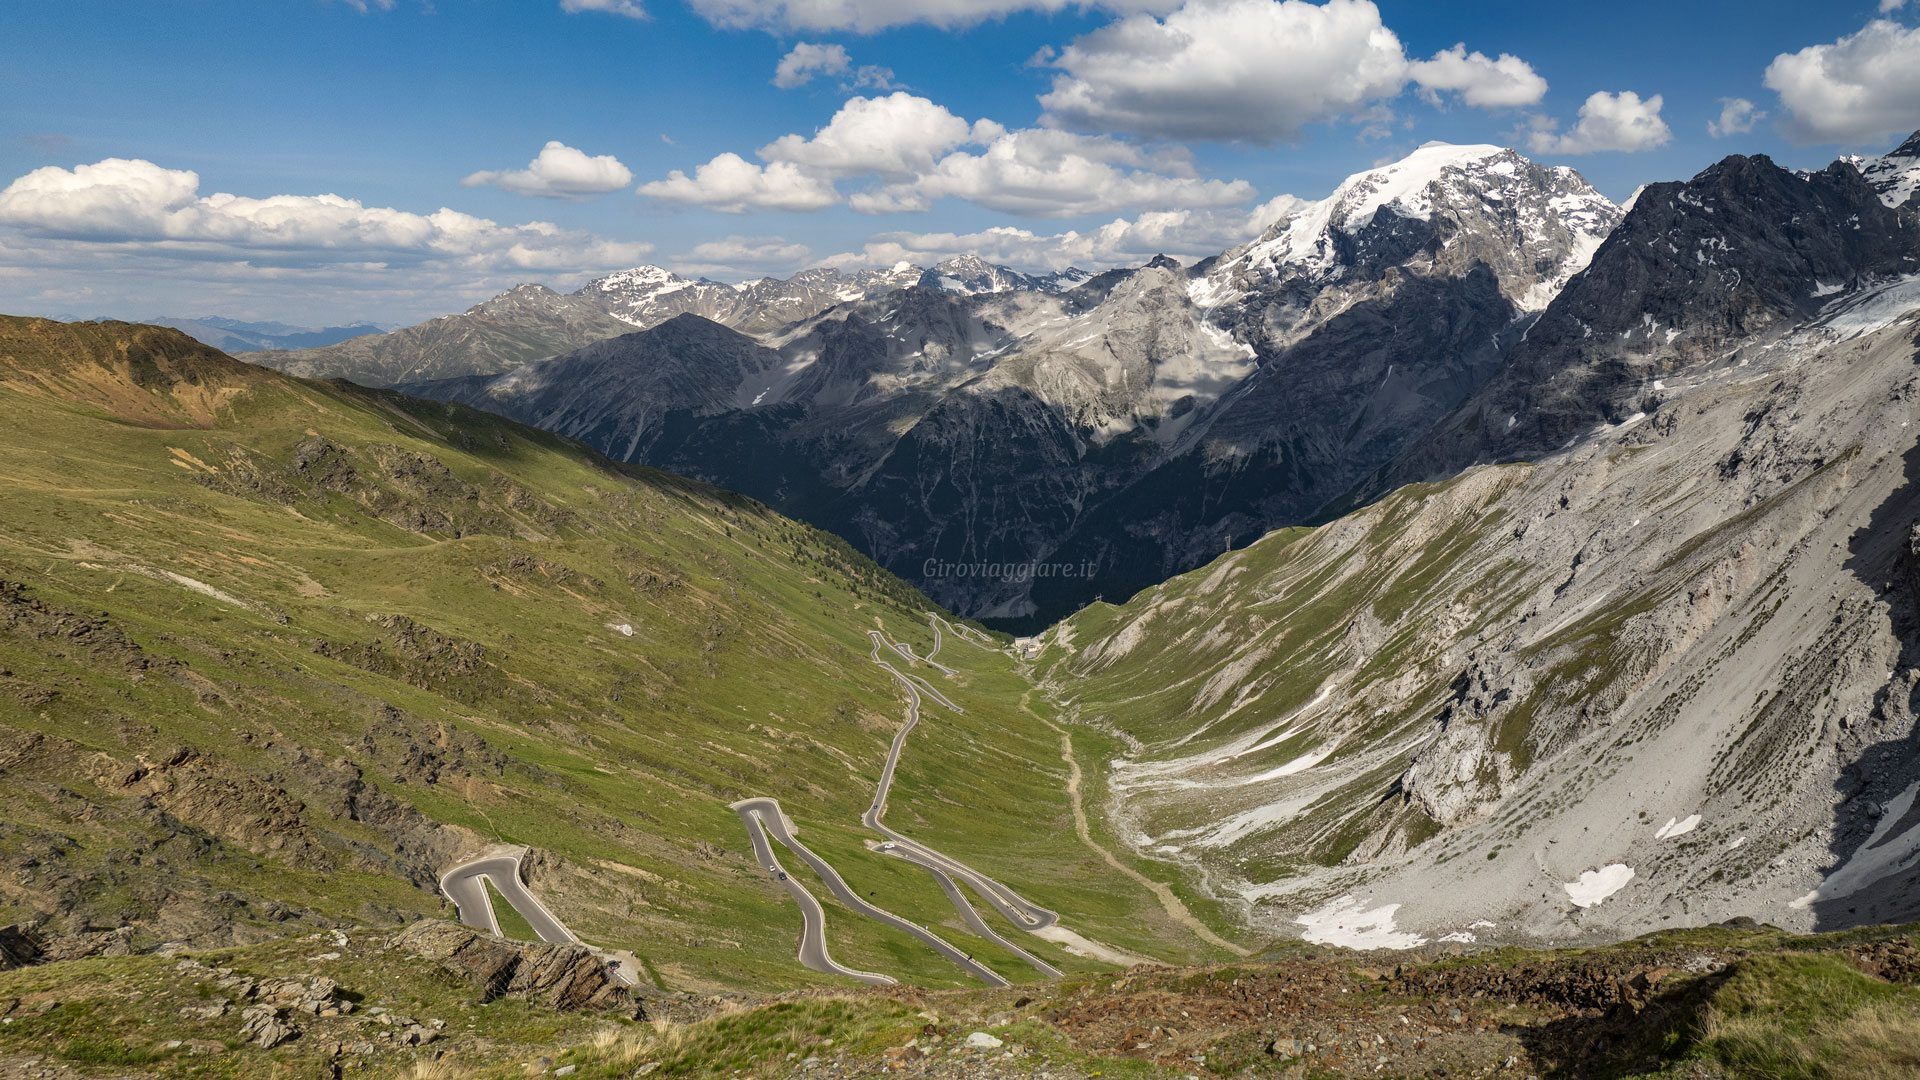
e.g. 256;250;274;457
395;920;636;1014
1859;131;1920;212
239;1004;296;1048
915;255;1090;295
1388;152;1920;493
0;926;42;970
261;283;638;386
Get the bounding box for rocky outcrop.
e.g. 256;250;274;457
395;921;637;1014
171;957;355;1049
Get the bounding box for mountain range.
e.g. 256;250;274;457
138;315;385;353
256;258;1091;387
259;138;1920;634
390;144;1621;625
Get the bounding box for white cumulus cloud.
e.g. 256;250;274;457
1037;0;1546;143
1406;44;1548;108
884;128;1255;217
1707;97;1764;138
772;42;896;89
560;0;647;17
1527;91;1672;154
461;141;634;199
1764;18;1920;145
0;157;653;272
644;92;1259;218
760;93;999;177
638;153;842;213
774;43;850;88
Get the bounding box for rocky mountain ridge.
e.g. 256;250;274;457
256;257;1090;388
408;140;1626;625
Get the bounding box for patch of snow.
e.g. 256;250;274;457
1238;740;1340;783
1296;896;1427;950
1564;864;1635;908
1727;836;1748;851
1654;814;1702;840
1237;144;1510;275
1816;275;1920;341
605;622;635;637
1791;779;1920;909
1859;143;1920;208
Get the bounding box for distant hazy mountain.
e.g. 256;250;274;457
254;258;1087;387
142;315;385;353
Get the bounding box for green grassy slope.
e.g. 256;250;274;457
0;316;1227;993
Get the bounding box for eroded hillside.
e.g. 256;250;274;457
1038;283;1920;949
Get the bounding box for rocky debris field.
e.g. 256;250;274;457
0;921;1917;1078
0;920;673;1080
514;924;1920;1080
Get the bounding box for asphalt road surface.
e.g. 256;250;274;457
439;850;578;946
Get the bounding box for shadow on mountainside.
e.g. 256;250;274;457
1822;330;1920;931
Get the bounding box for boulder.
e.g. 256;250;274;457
239;1004;296;1048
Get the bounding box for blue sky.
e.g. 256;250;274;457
2;0;1917;325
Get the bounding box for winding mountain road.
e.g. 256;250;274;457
730;615;1076;985
440;848;644;987
861;631;1063;944
440;848;579;946
732;797;1007;986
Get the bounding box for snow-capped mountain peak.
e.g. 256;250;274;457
1858;130;1920;211
585;265;692;296
917;255;1093;295
1202;142;1621;319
